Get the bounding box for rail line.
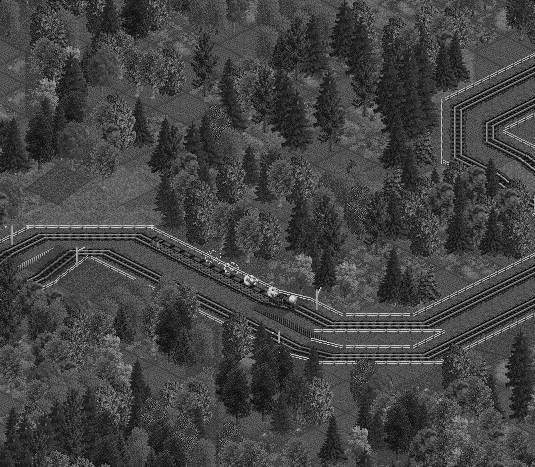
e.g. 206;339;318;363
6;230;535;363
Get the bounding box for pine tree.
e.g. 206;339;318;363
216;357;240;398
318;415;347;467
199;112;218;167
251;65;275;132
400;48;426;139
434;39;456;92
97;0;120;38
479;207;503;256
252;322;277;367
191;32;219;97
57;56;88;102
448;31;470;86
415;35;439;132
242;145;259;186
445;178;474;254
121;0;151;39
313;68;345;152
276;343;294;392
346;16;377;117
384;403;412;460
221;365;251;425
133;98;154;147
375;53;404;134
401;147;420;192
3;408;18;454
219;58;248;131
148;118;181;176
154;174;182;227
285;16;308;81
417;269;440;304
114;304;135;343
278;88;313;151
25;98;55;170
314;245;337;292
254;148;279;203
385;191;403;239
0;119;31;173
303;345;323;382
330;0;354;61
226;0;248;31
377;247;402;302
128;359;151;433
485;368;504;415
303;14;328;77
221;204;247;259
53;100;67;157
271;32;294;73
431;167;441;184
251;362;278;421
380;111;408;169
271;392;294;434
286;194;312;255
485;158;500;199
399;266;419;306
505;329;535;421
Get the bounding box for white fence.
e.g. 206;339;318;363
42;256;88;289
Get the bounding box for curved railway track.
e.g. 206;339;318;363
5;229;535;363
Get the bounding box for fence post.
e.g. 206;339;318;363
76;247;78;266
278;330;280;344
10;225;13;246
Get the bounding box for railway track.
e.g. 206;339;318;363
8;230;535;363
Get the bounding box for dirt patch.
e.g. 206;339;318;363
496;8;509;31
495;359;508;384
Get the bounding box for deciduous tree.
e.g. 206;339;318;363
121;0;151;40
377;247;402;303
221;365;251;425
256;0;284;30
189;0;228;32
26;98;55;171
235;208;263;262
183;178;217;245
159;46;186;97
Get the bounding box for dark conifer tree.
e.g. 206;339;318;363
219;58;248;130
448;31;470;85
221;365;251;425
385;191;403;239
375;53;405;134
133;98;154;147
251;362;278;421
279;88;313;151
303;345;323;382
252;322;277;366
269;69;294;132
445;177;473;254
285;16;308;82
415;35;438;132
3;408;19;454
0;119;31;173
113;304;134;343
53;100;67;157
434;39;456;92
121;0;150;40
485;368;504;415
98;0;120;38
148;118;181;176
270;392;294;434
384;403;412;460
154;174;182;227
128;359;151;433
184;122;201;156
256;211;282;260
303;14;328;77
191;32;219;97
26;98;55;170
221;204;247;259
314;245;337;292
251;65;275;132
505;329;535;421
479;207;503;256
318;415;347;466
313;68;345;152
57;56;88;102
242;145;259;186
226;0;248;31
254;149;279;203
377;247;402;303
401;148;420;192
380;111;408;169
346;16;377;117
330;0;354;61
485;158;500;199
431;167;441;184
199;112;218;167
286;194;312;255
399;266;419;306
276;343;294;392
400;48;426;139
318;201;347;255
357;384;374;430
216;357;240;398
270;32;294;74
